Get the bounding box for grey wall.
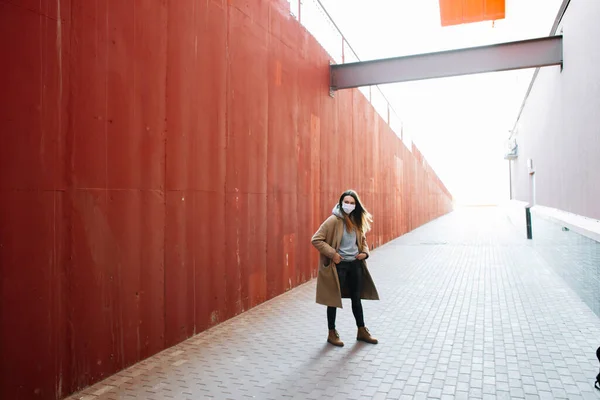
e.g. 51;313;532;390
510;0;600;220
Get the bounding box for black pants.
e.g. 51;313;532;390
327;260;365;330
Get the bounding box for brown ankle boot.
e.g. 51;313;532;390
327;329;344;347
357;327;378;344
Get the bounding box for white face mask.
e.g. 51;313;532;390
342;203;355;214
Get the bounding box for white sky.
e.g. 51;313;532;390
314;0;564;205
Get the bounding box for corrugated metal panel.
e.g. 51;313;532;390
164;0;199;347
0;0;453;398
195;0;228;333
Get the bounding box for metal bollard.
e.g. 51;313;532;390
525;207;533;240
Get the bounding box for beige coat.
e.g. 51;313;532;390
311;214;380;308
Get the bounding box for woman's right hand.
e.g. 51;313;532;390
332;253;342;264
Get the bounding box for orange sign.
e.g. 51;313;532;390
439;0;505;27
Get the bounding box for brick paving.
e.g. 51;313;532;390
67;207;600;400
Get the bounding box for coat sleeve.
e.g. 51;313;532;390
311;218;337;259
361;233;370;259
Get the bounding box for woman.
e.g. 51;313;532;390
311;190;380;347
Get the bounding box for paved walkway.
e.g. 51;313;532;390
68;207;600;400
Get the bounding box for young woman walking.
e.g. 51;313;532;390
311;190;379;347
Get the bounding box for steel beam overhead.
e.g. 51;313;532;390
330;35;563;90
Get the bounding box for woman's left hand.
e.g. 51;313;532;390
356;253;367;261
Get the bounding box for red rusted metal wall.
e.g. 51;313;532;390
0;1;452;399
